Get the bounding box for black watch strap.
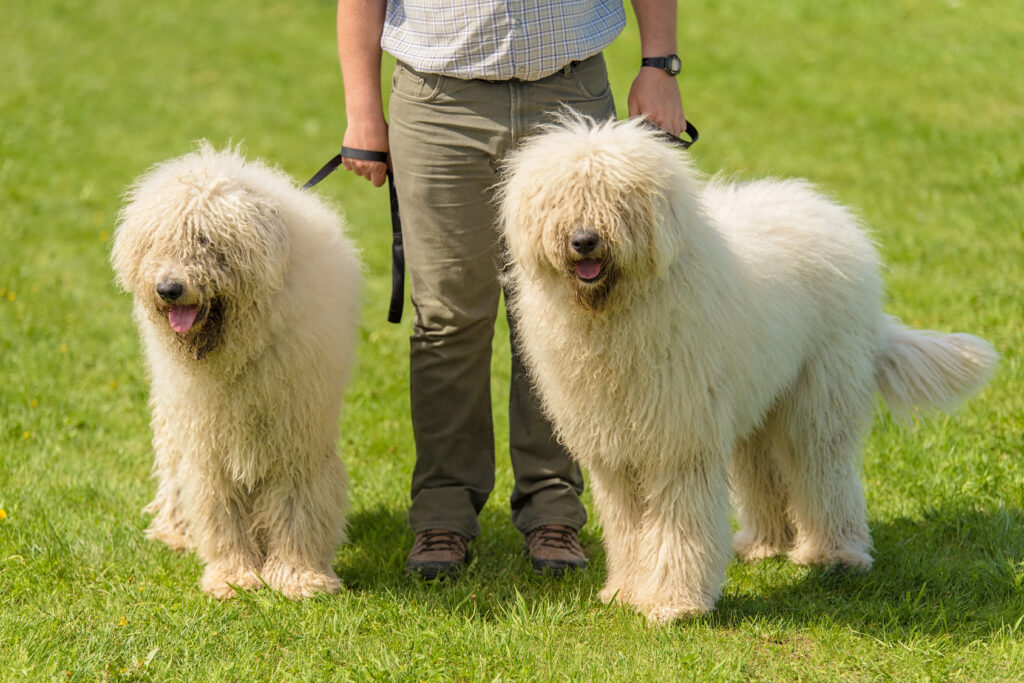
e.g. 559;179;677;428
641;54;681;76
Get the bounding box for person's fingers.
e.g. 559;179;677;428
341;158;387;186
634;107;687;139
368;162;387;187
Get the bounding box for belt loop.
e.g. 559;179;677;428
563;62;572;77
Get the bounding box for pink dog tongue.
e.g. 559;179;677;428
168;305;200;334
576;259;602;281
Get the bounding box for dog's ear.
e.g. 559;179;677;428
111;207;154;293
650;161;704;278
497;185;547;278
650;193;688;278
214;192;291;297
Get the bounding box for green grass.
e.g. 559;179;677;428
2;0;1022;679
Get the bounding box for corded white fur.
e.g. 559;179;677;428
498;116;998;623
112;144;362;599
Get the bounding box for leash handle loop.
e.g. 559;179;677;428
339;147;388;164
661;121;699;150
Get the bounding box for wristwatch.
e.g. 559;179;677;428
641;54;682;76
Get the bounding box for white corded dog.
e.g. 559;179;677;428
112;144;361;599
498;116;997;623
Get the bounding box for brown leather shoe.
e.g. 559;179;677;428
524;524;588;576
405;529;470;580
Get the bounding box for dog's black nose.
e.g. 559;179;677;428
571;231;600;255
156;280;185;302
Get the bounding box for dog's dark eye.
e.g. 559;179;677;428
197;234;211;248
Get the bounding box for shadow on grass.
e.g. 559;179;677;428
335;503;606;618
336;503;1024;638
709;506;1024;641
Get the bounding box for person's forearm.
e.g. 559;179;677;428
630;0;678;57
337;0;386;121
626;0;685;135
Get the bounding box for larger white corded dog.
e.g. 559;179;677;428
112;144;362;599
498;117;998;623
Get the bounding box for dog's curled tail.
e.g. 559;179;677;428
875;317;998;418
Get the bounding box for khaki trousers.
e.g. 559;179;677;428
388;53;617;540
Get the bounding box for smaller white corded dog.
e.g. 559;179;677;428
498;116;998;623
112;144;361;599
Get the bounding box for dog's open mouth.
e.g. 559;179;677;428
575;259;604;283
166;300;215;338
169;305;201;334
164;299;222;360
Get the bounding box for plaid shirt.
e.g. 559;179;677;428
381;0;626;81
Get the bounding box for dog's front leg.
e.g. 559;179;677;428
187;473;264;599
629;456;733;624
589;464;644;605
256;453;347;599
143;453;194;551
144;412;194;550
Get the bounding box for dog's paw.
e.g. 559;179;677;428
627;586;716;625
200;564;263;599
262;559;341;600
640;601;711;625
789;542;873;571
732;529;786;562
598;583;630;604
144;520;194;551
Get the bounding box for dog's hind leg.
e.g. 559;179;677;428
628;456;733;623
778;356;874;570
729;416;794;562
257;453;347;599
589;464;644;604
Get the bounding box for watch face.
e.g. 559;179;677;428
667;55;682;75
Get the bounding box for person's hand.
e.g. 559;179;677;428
341;114;390;187
627;68;686;137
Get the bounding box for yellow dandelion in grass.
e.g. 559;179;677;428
6;291;14;302
22;431;31;440
119;616;128;627
0;509;7;521
30;399;38;408
109;380;118;389
99;229;110;242
59;344;68;354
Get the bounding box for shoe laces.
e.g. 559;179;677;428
527;525;581;551
415;529;467;553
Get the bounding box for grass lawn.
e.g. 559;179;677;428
2;0;1022;679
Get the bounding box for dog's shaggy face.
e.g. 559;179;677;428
112;146;289;360
499;117;700;312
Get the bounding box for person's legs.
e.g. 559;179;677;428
388;64;513;541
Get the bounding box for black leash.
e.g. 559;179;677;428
303;147;405;324
301;120;697;325
653;120;699;150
